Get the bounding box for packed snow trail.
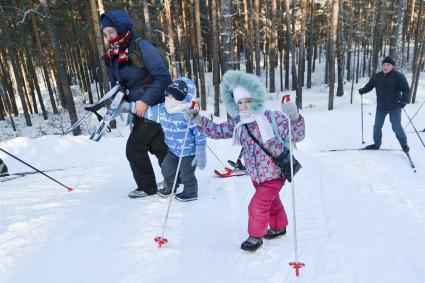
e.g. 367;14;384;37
1;100;425;283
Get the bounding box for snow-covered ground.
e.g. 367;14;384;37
1;72;425;282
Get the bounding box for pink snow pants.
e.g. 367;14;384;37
248;178;288;238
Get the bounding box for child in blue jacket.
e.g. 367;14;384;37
157;78;207;202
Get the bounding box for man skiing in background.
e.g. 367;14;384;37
359;56;411;153
101;10;171;198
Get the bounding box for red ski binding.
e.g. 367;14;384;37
289;262;305;277
154;236;168;247
214;167;243;178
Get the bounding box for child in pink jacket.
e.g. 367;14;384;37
185;70;305;251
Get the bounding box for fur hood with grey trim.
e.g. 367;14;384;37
220;70;267;117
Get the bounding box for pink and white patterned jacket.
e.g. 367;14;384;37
200;110;305;184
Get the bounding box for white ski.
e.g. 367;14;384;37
89;89;126;142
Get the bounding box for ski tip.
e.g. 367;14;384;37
67;187;74;192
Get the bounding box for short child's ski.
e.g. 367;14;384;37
214;167;247;178
90;89;126;142
63;84;123;135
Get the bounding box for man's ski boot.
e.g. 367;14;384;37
241;237;263;252
402;144;410;153
364;144;380;150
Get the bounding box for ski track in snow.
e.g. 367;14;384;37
1;96;425;283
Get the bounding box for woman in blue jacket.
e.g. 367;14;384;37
101;10;171;198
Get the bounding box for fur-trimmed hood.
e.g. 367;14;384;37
220;70;267;117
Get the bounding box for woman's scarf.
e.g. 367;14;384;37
103;30;132;64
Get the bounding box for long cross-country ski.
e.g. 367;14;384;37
0;168;67;183
323;148;400;152
324;147;417;173
404;152;417;173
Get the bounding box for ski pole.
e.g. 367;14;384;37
403;100;425;130
206;144;234;176
403;108;425;149
0;148;73;192
206;144;227;168
155;101;199;247
282;95;304;277
235;148;243;163
361;94;365;144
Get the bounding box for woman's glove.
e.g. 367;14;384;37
191;145;207;170
281;101;300;121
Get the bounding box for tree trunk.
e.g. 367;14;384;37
0;86;16;131
243;0;253;73
254;0;261;76
194;0;207;110
371;0;385;75
307;0;314;88
221;0;233;73
165;0;177;79
24;43;48;119
284;0;300;107
328;0;339;110
211;0;220;116
40;0;80;135
28;0;58;114
336;0;345;97
298;0;307;91
389;0;405;65
19;53;34;115
89;0;110;96
0;50;18;116
175;0;185;76
189;1;200;91
410;9;425;103
0;14;32;126
269;0;277;93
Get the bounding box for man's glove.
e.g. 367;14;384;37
358;88;365;95
399;101;407;108
191;145;206;170
281;101;300;121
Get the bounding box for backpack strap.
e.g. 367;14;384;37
270;111;290;149
129;38;169;70
128;38;145;69
244;124;277;161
